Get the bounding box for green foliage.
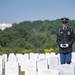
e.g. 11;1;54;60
0;19;75;54
21;49;32;54
44;48;54;53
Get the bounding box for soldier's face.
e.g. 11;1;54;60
62;21;68;27
62;24;67;27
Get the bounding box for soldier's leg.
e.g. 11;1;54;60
60;53;66;64
66;53;71;64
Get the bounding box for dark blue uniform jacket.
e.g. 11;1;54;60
56;27;75;53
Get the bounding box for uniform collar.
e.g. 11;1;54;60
63;27;68;30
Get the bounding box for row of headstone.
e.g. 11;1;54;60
4;60;59;75
2;52;75;62
4;61;75;75
1;52;75;75
14;53;55;71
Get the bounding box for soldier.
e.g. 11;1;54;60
56;17;75;64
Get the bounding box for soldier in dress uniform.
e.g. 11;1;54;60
56;17;75;64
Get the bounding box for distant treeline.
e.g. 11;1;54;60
0;19;75;54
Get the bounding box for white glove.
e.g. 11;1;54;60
60;43;69;48
64;43;69;48
60;44;64;48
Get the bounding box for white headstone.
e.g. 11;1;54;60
30;53;39;60
71;52;75;63
30;53;35;60
37;59;48;71
5;62;19;75
34;53;39;59
0;56;3;75
55;64;75;75
16;53;23;64
45;53;50;65
37;69;59;75
2;54;7;62
50;52;56;56
24;60;36;75
39;53;46;59
16;54;25;71
24;53;29;60
49;56;59;69
20;55;26;71
8;53;17;62
2;54;7;69
57;53;61;65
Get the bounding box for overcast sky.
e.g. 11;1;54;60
0;0;75;23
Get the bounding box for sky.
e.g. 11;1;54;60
0;0;75;23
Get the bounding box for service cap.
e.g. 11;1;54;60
61;17;69;24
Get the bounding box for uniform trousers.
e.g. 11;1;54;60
60;53;71;64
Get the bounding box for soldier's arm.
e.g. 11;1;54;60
56;31;61;46
68;29;75;46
